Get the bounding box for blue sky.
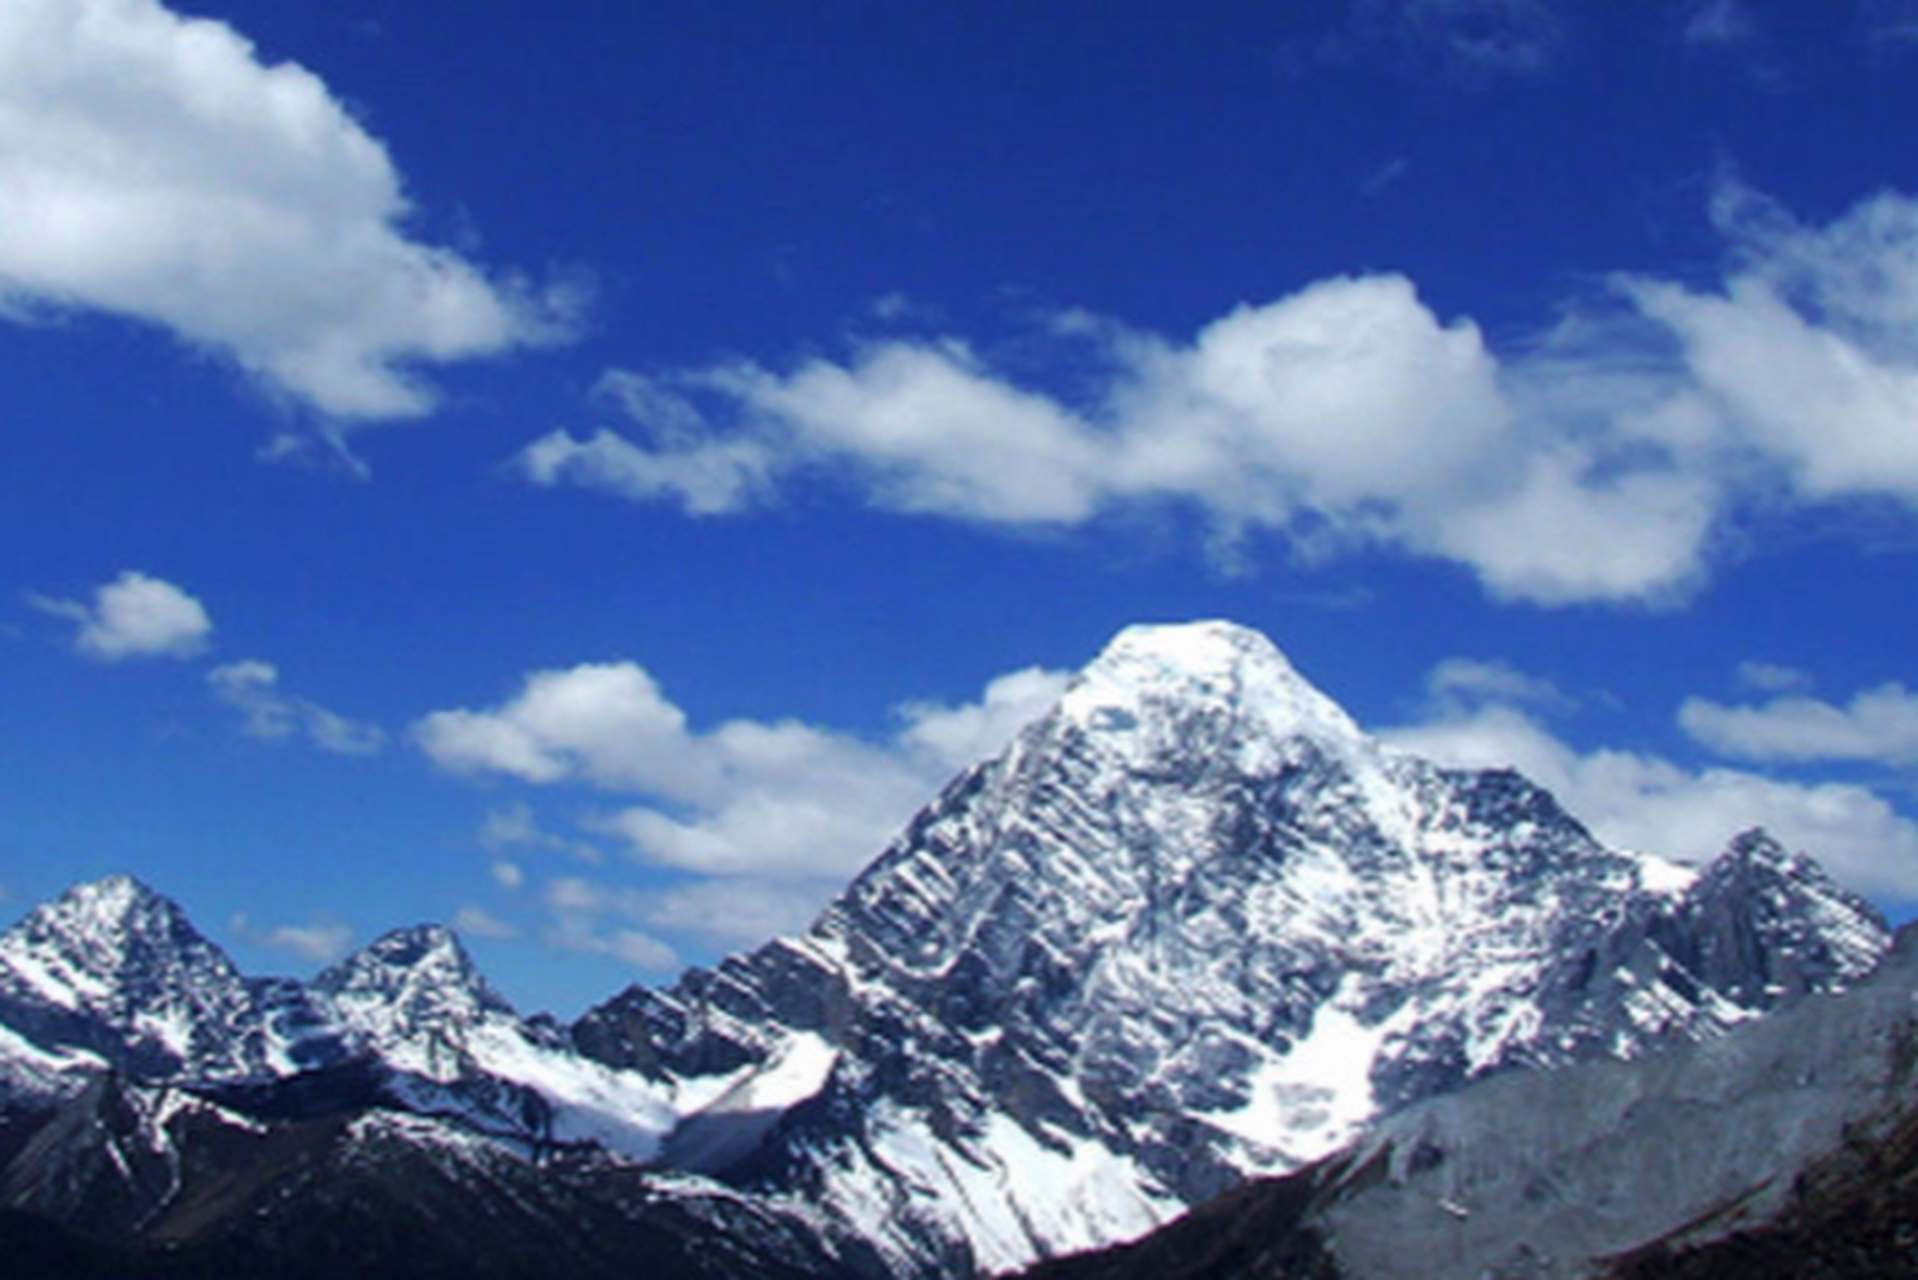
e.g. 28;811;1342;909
7;0;1918;1014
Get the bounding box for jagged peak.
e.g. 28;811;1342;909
315;924;513;1023
1722;827;1795;867
2;873;223;969
1057;619;1364;750
20;874;171;929
1695;828;1835;893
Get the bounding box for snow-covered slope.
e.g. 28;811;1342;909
571;621;1889;1274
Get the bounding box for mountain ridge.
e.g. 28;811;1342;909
0;619;1895;1276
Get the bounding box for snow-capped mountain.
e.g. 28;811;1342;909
568;622;1889;1273
315;923;680;1158
0;875;269;1085
0;621;1894;1278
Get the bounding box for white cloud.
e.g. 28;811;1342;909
1423;656;1570;712
1627;185;1918;502
421;657;1074;957
896;666;1074;772
632;878;836;946
491;860;526;891
418;658;1071;884
1680;683;1918;765
32;570;212;660
0;0;563;424
208;659;384;754
541;877;679;973
523;182;1918;610
478;802;603;864
1383;670;1918;899
230;911;354;964
415;662;705;791
453;904;519;941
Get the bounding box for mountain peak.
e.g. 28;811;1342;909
315;925;514;1041
0;875;258;1079
1058;620;1363;753
1721;827;1796;869
3;874;221;983
30;874;173;935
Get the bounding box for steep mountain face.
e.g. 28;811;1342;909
0;876;267;1084
0;621;1895;1277
569;622;1890;1273
1028;922;1918;1280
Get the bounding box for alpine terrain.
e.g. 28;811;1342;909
0;621;1892;1277
1026;906;1918;1280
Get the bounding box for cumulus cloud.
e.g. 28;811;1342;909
422;658;1071;952
1680;682;1918;765
0;0;564;425
420;658;1067;883
208;659;385;755
32;570;212;660
522;181;1918;610
1383;666;1918;899
230;911;354;964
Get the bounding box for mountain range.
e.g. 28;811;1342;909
0;621;1896;1277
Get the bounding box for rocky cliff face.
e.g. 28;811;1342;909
0;621;1893;1277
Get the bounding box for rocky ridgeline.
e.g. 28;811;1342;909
0;622;1892;1277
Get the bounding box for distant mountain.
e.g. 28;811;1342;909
0;621;1893;1276
1025;921;1918;1280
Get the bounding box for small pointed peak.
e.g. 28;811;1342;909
363;924;467;967
12;874;195;946
57;873;163;912
1709;828;1808;879
315;923;513;1023
318;924;475;988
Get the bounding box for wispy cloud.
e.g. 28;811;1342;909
1354;0;1565;81
208;660;385;755
1681;682;1918;766
231;911;354;964
453;904;520;941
